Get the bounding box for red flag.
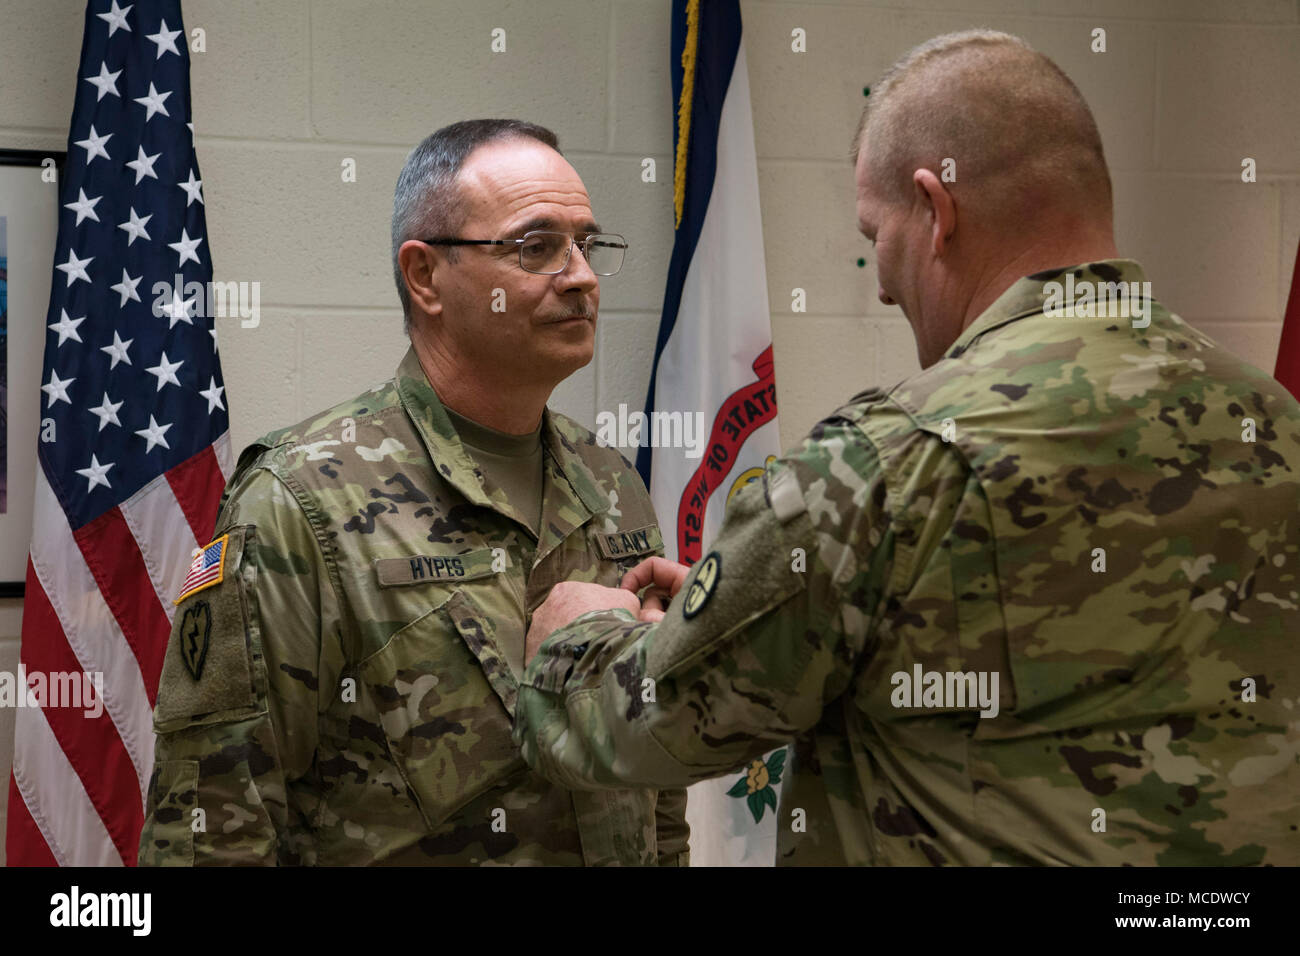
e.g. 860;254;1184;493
1276;239;1300;402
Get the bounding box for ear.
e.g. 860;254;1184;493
398;239;443;319
912;168;956;257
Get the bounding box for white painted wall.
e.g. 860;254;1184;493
1;0;1297;858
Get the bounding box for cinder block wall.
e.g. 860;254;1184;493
1;0;1297;858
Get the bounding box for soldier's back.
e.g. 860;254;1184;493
789;261;1300;865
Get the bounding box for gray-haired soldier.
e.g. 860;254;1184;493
141;119;689;865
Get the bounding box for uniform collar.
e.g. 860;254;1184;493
945;259;1148;359
394;346;608;544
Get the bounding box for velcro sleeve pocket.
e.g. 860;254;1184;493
154;525;263;731
646;477;810;687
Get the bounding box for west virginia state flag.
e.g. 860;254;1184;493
638;0;785;866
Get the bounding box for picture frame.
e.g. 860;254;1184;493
0;148;66;597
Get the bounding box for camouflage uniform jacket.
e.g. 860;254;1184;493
140;347;689;865
516;260;1300;866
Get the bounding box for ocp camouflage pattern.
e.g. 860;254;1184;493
515;260;1300;866
140;347;689;865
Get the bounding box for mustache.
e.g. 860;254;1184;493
539;304;596;322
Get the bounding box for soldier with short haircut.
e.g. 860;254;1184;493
140;119;689;865
515;31;1300;866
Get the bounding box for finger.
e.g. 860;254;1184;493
639;588;672;614
637;608;665;623
621;556;690;596
620;557;672;592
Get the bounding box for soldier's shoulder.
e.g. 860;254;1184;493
217;374;406;527
773;383;966;513
812;381;937;457
236;375;403;477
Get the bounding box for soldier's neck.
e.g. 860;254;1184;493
410;335;549;435
962;231;1120;334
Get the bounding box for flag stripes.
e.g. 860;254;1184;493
7;1;231;865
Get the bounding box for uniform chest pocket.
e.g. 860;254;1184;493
356;590;525;830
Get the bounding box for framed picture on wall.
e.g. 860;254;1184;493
0;149;66;597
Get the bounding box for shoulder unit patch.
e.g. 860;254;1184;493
178;601;212;681
682;551;722;619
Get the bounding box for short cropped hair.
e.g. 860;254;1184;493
390;119;560;332
853;30;1111;217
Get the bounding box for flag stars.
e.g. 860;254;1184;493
110;268;143;307
88;392;124;432
145;19;182;59
199;377;226;414
64;188;102;225
75;455;115;493
145;352;184;391
133;82;172;122
117;207;152;245
48;309;86;346
83;62;121;101
177;169;204;206
168;228;203;268
74;125;112;164
158;288;196;328
55;249;93;287
135;415;173;453
125;145;160;184
101;331;133;369
41;370;75;408
97;1;132;36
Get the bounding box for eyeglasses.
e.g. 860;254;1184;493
419;230;627;276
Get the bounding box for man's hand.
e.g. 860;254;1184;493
525;582;641;665
621;557;690;623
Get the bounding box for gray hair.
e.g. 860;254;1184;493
390;119;560;333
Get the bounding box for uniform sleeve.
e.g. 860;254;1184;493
514;420;896;790
138;466;341;866
653;787;690;866
601;445;693;862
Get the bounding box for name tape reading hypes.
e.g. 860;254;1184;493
373;548;506;587
373;528;661;588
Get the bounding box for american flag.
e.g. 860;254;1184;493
6;0;232;866
176;534;226;602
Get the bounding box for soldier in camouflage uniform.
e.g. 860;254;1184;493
139;119;688;865
513;33;1300;865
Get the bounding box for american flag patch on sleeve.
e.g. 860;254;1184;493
175;534;229;604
